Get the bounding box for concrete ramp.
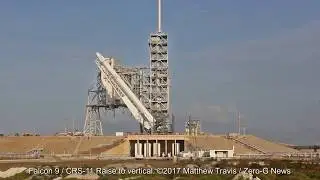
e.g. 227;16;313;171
229;135;299;154
189;135;257;154
101;140;130;156
79;139;126;155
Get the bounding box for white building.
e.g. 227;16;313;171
209;146;234;158
188;146;234;159
115;132;124;136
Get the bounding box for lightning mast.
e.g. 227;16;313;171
148;0;171;133
238;112;241;135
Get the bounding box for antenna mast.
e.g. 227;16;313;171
158;0;162;32
238;112;241;135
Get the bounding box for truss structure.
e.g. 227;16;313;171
148;32;171;133
83;67;125;136
185;115;201;136
147;0;172;133
83;0;172;135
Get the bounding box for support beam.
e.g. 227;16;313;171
174;139;177;156
165;140;167;156
137;139;140;156
176;142;180;155
144;143;147;157
156;139;158;156
146;140;149;157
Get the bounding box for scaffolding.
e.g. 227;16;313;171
185;115;201;136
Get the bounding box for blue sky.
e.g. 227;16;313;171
1;0;320;145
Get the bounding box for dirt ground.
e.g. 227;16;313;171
0;159;175;171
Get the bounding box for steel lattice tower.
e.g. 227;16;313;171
83;68;125;136
83;70;105;136
148;0;171;133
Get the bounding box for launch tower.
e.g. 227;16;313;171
148;0;171;133
83;0;172;135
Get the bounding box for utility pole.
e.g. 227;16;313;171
238;112;241;135
72;118;75;134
